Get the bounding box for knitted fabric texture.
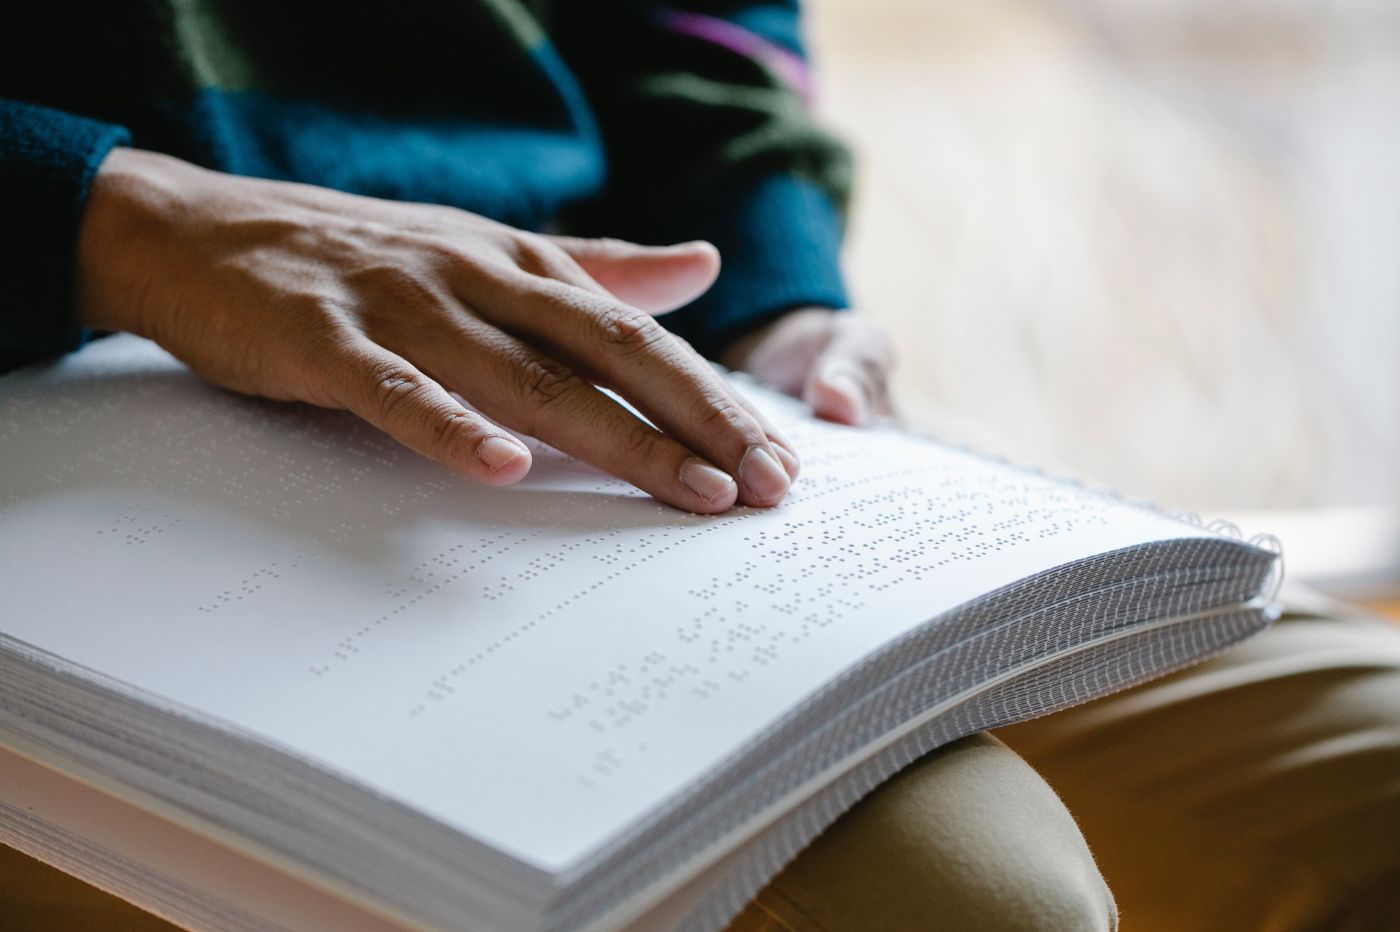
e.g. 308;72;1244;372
0;1;851;363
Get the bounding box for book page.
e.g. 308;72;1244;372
0;336;1201;871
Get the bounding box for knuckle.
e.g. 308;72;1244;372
353;263;442;307
508;234;564;276
597;305;670;354
621;420;661;458
696;393;752;441
367;363;432;423
421;236;474;271
280;290;343;321
430;409;481;451
313;319;362;355
434;236;509;281
278;294;356;352
513;355;579;411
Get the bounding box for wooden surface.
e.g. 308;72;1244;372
0;842;174;931
1365;599;1400;624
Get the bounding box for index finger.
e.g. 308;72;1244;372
468;271;795;507
407;315;744;514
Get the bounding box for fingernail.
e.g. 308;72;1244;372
680;457;737;505
740;446;790;504
827;370;870;424
771;441;801;480
477;436;528;471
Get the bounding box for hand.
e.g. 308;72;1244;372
75;148;800;513
721;308;894;426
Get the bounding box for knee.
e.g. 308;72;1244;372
893;733;1117;931
964;857;1117;932
750;734;1117;931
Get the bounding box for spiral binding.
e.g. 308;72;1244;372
1248;533;1286;601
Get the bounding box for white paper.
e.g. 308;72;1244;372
0;336;1198;871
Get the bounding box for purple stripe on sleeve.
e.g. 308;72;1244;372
658;10;814;102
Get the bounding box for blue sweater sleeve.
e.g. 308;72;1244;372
656;172;848;359
556;2;853;359
0;99;130;360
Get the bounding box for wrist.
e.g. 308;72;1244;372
75;147;202;335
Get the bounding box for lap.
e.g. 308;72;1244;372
729;733;1116;932
999;589;1400;930
734;589;1400;931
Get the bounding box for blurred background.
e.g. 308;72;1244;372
805;0;1400;601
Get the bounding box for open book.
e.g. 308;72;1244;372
0;335;1280;931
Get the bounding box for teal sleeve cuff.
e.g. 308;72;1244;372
0;99;130;359
653;173;850;359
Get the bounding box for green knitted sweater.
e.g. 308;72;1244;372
0;1;852;364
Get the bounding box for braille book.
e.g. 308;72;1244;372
0;334;1280;931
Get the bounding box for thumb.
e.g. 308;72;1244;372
546;236;720;314
803;316;895;427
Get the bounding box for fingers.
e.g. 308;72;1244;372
326;340;533;485
410;316;741;514
803;316;895;426
743;408;800;480
544;235;720;314
461;270;793;507
718;365;802;481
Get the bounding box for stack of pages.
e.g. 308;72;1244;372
0;335;1280;931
